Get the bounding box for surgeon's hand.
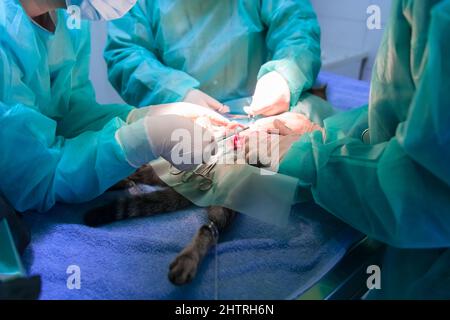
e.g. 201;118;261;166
244;71;291;117
127;102;230;127
252;112;323;136
239;129;300;170
240;117;322;170
116;114;217;171
183;89;230;113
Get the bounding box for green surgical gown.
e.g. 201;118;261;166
0;0;136;212
280;0;450;299
104;0;321;107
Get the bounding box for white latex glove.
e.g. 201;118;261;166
239;114;323;170
127;102;231;127
252;112;323;136
116;114;217;171
183;89;230;113
240;129;300;171
244;71;291;117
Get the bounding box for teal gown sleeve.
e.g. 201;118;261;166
279;0;450;248
58;27;134;137
104;2;200;107
0;45;136;213
259;0;321;107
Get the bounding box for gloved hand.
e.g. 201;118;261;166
244;71;291;117
127;102;230;127
116;114;217;171
183;89;230;113
252;112;323;136
240;118;321;170
236;130;298;171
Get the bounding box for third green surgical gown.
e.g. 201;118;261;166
280;0;450;299
104;0;321;107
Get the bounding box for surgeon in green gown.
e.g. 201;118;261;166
253;0;450;299
0;0;228;213
104;0;322;117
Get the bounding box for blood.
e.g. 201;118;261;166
233;134;243;150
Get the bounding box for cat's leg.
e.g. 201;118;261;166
168;206;236;285
84;188;192;227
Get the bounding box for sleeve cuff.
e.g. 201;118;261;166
175;83;200;102
279;132;318;186
115;118;156;168
110;104;135;122
155;73;200;104
258;59;307;107
97;118;138;184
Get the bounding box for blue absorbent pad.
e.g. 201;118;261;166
317;71;370;110
23;192;362;300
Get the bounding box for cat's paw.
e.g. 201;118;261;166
84;203;117;227
168;252;199;285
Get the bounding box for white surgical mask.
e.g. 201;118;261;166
66;0;137;21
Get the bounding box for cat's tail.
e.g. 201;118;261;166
84;189;192;227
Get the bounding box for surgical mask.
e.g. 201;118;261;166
66;0;137;21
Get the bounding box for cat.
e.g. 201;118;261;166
84;85;328;285
84;164;236;285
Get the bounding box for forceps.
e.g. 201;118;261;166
226;114;260;124
168;121;253;191
170;162;217;191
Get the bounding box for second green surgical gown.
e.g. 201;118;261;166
280;0;450;298
0;1;136;212
104;0;321;107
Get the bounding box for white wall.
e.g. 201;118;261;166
311;0;392;80
89;1;392;103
